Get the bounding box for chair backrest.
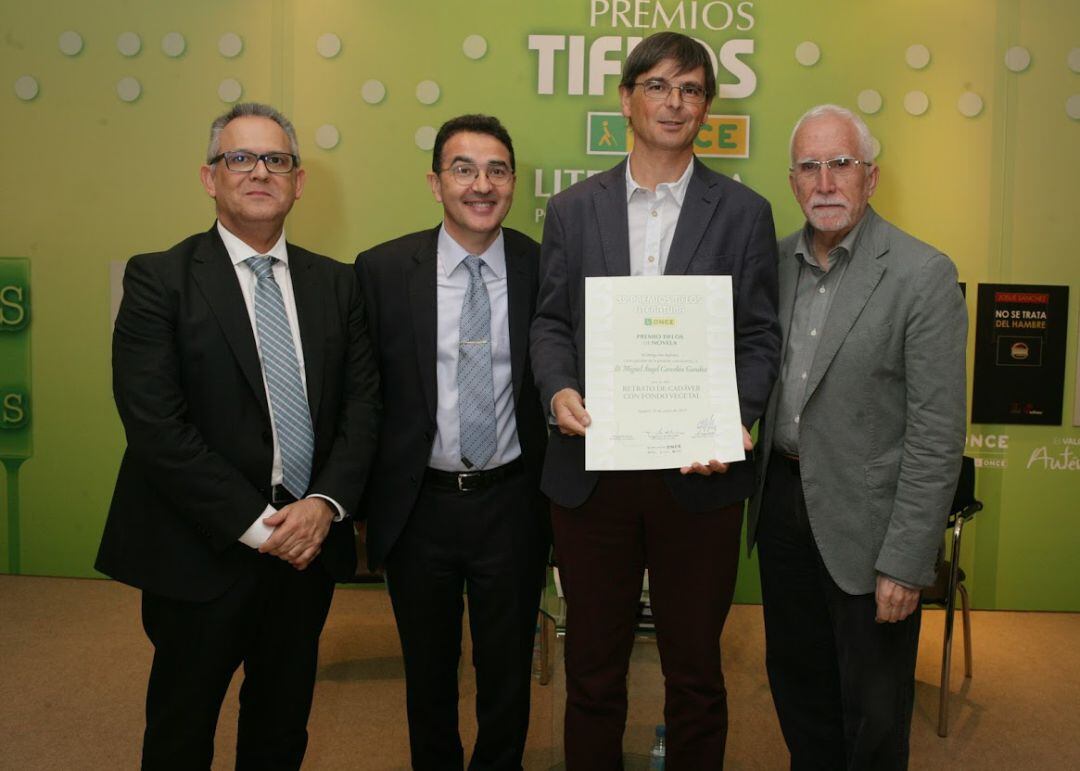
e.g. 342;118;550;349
950;456;977;517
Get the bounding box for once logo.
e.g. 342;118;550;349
586;112;750;158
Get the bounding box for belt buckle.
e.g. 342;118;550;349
457;471;480;492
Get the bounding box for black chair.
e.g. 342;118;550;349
921;455;982;737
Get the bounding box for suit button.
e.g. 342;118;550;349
409;474;418;484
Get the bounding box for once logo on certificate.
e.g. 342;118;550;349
585;275;744;470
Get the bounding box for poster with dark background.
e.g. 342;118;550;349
972;283;1069;424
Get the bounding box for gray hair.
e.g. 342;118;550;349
789;104;874;164
206;102;301;165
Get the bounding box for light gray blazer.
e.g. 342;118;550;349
748;206;968;594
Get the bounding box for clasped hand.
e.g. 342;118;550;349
258;497;333;570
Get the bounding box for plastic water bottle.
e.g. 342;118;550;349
649;724;666;770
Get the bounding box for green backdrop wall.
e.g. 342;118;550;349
2;0;1078;610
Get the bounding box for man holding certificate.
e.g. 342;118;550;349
531;31;781;769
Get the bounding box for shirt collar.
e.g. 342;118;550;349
217;221;289;267
794;215;867;269
624;156;695;206
437;224;506;278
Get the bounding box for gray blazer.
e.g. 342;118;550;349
748;206;967;594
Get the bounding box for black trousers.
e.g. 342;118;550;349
385;468;547;771
757;453;921;771
552;471;743;771
140;551;335;771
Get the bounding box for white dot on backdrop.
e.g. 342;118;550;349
416;80;440;105
957;92;983;118
315;124;340;149
316;33;341;58
218;78;243;103
1066;95;1080;121
219;32;243;58
870;137;881;159
162;32;186;57
794;41;820;67
415;126;437;150
463;34;488;60
1004;46;1031;72
14;75;39;101
58;31;83;56
117;32;142;57
903;90;929;116
1067;48;1080;74
905;44;931;69
116;77;141;102
361;79;386;104
857;89;883;114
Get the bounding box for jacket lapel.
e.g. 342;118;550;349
804;209;888;403
288;245;325;423
664;160;721;276
191;226;269;418
593;161;631;276
408;228;440;421
777;245;800;353
506;239;533;402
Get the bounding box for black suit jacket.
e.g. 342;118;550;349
354;226;548;570
96;225;381;601
530;158;781;511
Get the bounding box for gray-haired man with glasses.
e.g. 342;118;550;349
97;102;380;769
354;114;548;770
748;104;967;769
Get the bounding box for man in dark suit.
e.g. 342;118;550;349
354;115;548;770
530;33;781;769
749;104;967;769
96;102;380;770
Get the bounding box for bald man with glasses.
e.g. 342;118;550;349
97;102;380;769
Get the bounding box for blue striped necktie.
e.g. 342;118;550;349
246;256;315;498
458;255;497;470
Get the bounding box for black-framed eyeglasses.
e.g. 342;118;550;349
441;162;514;187
631;79;708;104
209;150;298;174
791;157;873;178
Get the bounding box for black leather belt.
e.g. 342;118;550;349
270;484;298;507
773;451;801;474
424;457;524;493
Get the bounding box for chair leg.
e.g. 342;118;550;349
538;612;553;686
958;582;973;678
938;588;955;737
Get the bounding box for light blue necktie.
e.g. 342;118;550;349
458;255;497;470
246;256;315;498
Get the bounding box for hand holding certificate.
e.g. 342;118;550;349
584;276;745;471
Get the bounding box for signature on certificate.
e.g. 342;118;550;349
695;416;718;435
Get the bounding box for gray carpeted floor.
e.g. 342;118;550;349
2;575;1078;769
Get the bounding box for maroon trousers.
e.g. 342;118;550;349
552;470;743;770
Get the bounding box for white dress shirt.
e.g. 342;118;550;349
428;225;522;471
625;156;694;276
215;222;344;549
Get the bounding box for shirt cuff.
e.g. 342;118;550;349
238;505;276;549
307;493;346;522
